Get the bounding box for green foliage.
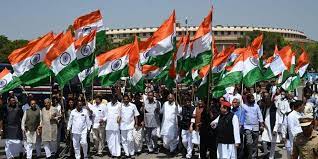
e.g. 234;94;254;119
0;35;28;63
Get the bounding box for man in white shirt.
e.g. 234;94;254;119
286;100;304;158
120;94;140;158
160;94;181;156
104;95;121;158
88;95;106;156
67;100;91;159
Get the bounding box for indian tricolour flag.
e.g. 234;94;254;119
211;45;235;81
73;10;105;55
0;68;21;94
251;34;263;57
97;44;130;87
142;65;162;79
45;30;80;88
282;50;309;91
129;36;144;92
264;45;279;68
75;30;96;71
241;47;263;87
264;46;293;80
196;65;211;98
140;10;176;67
190;9;213;70
78;64;98;87
8;32;54;86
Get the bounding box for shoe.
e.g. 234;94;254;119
154;148;159;154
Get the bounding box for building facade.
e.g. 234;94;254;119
106;25;309;50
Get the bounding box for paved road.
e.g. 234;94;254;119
0;140;288;159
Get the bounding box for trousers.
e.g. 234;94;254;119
72;133;88;159
145;127;159;152
92;126;105;154
121;129;135;156
181;130;193;158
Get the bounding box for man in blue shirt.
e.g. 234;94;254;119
242;93;264;159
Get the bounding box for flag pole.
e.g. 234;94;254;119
207;6;214;107
50;75;52;99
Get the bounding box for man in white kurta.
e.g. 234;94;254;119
211;101;240;159
104;96;121;157
160;94;181;153
88;95;106;156
67;100;91;159
120;95;140;157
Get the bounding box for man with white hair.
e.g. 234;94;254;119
160;94;181;156
41;98;60;158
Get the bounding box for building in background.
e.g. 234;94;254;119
106;24;310;50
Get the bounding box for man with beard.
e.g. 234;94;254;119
260;93;282;159
211;101;240;159
242;94;264;159
0;97;24;159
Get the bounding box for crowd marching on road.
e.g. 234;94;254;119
0;82;317;159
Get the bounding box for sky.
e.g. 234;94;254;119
0;0;317;40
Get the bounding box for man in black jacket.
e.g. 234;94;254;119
199;98;219;159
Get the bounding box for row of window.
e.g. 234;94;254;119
107;31;306;39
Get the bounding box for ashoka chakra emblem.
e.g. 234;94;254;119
111;59;122;71
0;79;7;88
81;45;92;57
85;69;92;76
60;52;71;66
82;26;92;34
30;54;41;65
249;57;259;66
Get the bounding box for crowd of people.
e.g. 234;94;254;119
0;82;317;159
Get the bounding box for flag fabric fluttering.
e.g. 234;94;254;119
139;10;176;67
282;50;309;91
97;44;130;87
78;64;98;87
129;36;144;92
0;68;22;94
263;46;294;80
190;9;213;70
8;32;54;86
45;30;80;88
73;10;106;56
75;30;96;71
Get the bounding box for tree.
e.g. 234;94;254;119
0;35;28;63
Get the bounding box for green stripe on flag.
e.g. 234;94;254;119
193;50;212;70
55;60;80;88
99;66;128;87
20;62;52;86
0;77;22;94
